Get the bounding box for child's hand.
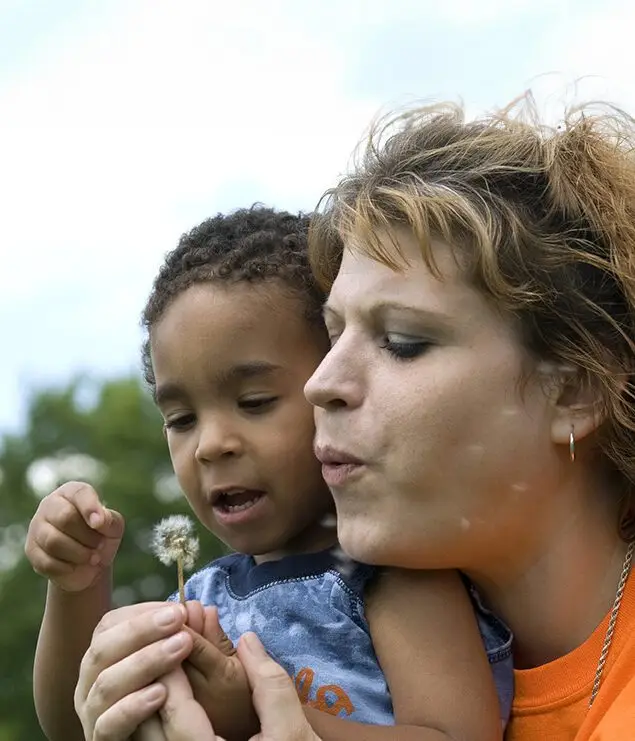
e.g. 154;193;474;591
184;603;260;740
25;481;125;592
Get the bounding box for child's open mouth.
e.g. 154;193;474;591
211;488;267;524
214;489;265;513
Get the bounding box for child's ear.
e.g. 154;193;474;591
162;423;168;440
545;363;604;448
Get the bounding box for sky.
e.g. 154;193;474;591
1;0;634;434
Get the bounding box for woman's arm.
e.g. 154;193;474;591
304;569;503;741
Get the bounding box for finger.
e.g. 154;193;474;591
38;495;103;549
159;668;221;741
134;713;168;741
238;633;312;739
34;522;97;565
183;626;230;676
28;549;75;578
83;632;193;728
184;600;205;634
88;684;166;741
99;507;125;539
94;602;184;635
77;605;187;707
58;481;109;532
203;606;235;656
182;660;206;694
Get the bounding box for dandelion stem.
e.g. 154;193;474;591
177;554;185;604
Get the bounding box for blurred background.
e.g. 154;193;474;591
0;0;632;738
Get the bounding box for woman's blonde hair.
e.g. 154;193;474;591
309;93;635;539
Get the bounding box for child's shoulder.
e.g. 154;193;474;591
176;548;378;603
247;548;378;599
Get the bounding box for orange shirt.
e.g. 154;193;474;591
506;571;635;740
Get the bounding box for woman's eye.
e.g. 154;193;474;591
164;413;196;431
381;335;430;360
238;397;278;413
324;323;342;347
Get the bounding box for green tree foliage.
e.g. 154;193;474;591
0;377;226;741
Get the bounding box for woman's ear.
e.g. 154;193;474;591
545;364;604;447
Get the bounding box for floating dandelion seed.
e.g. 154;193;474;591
151;515;199;604
321;513;337;530
332;545;356;579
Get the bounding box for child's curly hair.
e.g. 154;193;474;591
142;205;325;390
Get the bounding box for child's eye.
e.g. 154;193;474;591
238;397;278;414
380;335;431;361
164;413;196;432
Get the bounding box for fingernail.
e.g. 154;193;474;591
89;512;101;529
164;632;188;654
242;632;264;655
154;606;180;627
89;552;101;566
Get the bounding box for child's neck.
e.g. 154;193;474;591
254;523;338;564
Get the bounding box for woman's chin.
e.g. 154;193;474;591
337;520;392;567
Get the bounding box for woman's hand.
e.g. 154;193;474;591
74;601;321;741
74;602;192;741
134;666;227;741
237;632;321;741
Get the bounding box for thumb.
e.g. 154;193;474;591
238;633;318;741
185;626;231;677
184;600;205;635
97;508;125;539
159;668;223;741
202;606;235;657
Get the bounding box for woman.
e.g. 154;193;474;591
75;95;635;740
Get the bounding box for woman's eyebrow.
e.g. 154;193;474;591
324;299;454;329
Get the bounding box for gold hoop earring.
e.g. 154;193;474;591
569;426;575;463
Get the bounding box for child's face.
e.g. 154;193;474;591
151;281;334;561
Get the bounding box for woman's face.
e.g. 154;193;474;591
306;228;565;573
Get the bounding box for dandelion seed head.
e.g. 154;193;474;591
151;515;199;570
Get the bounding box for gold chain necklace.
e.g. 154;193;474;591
588;540;635;707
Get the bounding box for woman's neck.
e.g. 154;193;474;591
466;483;629;669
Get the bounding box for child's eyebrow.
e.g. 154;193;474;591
154;362;282;406
154;382;185;407
217;361;282;387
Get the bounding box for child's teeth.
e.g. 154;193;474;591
224;496;258;512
